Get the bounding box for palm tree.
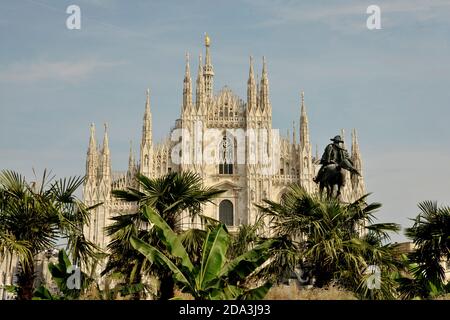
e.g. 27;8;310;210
399;201;450;299
130;206;278;300
104;171;224;299
256;184;402;299
0;170;100;300
227;215;265;260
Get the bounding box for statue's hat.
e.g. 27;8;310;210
330;135;344;143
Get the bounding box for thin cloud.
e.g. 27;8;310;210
0;59;126;83
245;0;450;29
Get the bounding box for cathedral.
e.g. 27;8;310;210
0;35;366;299
82;35;366;249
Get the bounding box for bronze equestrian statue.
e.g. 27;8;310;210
313;135;360;198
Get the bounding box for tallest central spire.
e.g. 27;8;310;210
203;33;214;99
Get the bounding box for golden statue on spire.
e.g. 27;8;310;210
204;32;210;46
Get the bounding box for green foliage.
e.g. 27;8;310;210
130;206;278;300
112;171;224;231
398;201;450;299
32;249;92;300
33;285;57;300
2;285;19;296
4;167;449;301
0;169;101;300
105;171;224;299
256;184;402;299
228;216;266;260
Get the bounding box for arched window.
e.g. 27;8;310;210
218;134;233;174
219;200;234;226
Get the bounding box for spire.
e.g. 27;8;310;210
354;129;360;151
140;89;153;177
256;73;260;110
86;123;97;180
351;129;355;153
300;91;310;147
182;52;192;113
100;123;111;179
292;121;296;145
340;128;346;148
351;128;365;197
88;123;96;151
196;54;205;111
204;33;211;65
203;33;214;99
298;91;313;193
248;56;255;80
351;129;362;171
142;88;152;147
128;140;135;173
259;56;270;112
103;123;109;150
262;56;267;76
247;56;257;113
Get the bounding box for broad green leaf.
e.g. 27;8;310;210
130;236;194;292
199;224;230;288
59;249;72;271
220;239;277;281
32;285;55;300
141;206;193;272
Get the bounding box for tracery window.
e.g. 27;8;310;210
218;135;233;174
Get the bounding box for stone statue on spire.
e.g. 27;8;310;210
203;33;214;99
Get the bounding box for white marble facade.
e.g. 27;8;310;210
82;35;366;249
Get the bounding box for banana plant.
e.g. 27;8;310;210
33;249;91;300
130;206;278;300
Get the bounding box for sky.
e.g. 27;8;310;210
1;0;449;242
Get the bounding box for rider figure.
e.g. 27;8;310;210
313;135;358;183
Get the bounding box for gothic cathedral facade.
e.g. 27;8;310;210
82;35;366;249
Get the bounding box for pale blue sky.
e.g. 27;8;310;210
1;0;450;242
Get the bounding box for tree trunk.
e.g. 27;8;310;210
131;265;143;300
17;262;35;300
159;273;174;300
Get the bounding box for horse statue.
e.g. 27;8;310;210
316;159;360;199
314;135;361;199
